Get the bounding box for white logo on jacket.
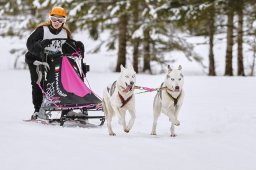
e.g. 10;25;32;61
43;26;67;52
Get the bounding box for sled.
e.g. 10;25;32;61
31;38;105;126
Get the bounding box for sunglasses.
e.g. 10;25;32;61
49;16;66;23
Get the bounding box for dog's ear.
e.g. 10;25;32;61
120;64;125;72
131;65;135;71
168;65;172;73
130;65;135;72
127;64;134;71
178;65;182;70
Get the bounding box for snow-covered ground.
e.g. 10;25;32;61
1;70;256;170
0;34;256;170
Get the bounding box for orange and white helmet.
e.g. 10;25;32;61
49;7;67;17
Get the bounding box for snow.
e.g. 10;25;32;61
0;70;256;170
1;33;256;170
69;3;83;17
32;0;51;8
110;5;120;17
132;25;144;39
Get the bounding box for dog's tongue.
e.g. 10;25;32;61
123;85;133;93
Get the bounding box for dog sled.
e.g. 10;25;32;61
29;38;105;126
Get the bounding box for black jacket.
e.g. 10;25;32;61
25;25;66;64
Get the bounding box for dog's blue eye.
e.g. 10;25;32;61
179;78;181;81
171;78;175;81
132;75;135;78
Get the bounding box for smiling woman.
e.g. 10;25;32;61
49;7;68;30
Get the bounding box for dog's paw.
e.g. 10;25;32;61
124;129;130;133
170;134;177;137
109;132;116;136
174;120;180;126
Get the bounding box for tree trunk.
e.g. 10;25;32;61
208;3;216;76
132;0;140;73
251;50;256;76
133;39;140;73
115;13;127;72
237;3;245;76
250;38;256;76
224;6;234;76
143;28;151;73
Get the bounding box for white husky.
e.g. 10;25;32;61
151;65;184;137
102;65;136;136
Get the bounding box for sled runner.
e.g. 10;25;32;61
30;38;105;126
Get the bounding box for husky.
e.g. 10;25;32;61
102;65;136;136
151;65;184;137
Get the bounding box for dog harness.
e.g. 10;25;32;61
107;81;117;96
159;83;181;106
118;93;133;108
107;81;133;108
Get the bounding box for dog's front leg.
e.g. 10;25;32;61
119;109;128;132
174;104;182;122
112;106;127;133
126;107;136;133
170;105;182;137
170;124;176;137
168;110;180;126
168;110;179;137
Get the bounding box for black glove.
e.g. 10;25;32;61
40;39;51;48
76;41;84;53
82;63;90;74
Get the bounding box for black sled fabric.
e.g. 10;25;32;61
41;55;101;109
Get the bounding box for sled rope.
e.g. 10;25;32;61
84;77;103;101
134;85;167;94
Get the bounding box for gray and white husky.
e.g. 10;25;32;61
151;65;184;137
102;65;136;136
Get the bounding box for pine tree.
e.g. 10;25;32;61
208;1;216;76
224;0;234;76
116;12;128;72
1;0;233;74
234;0;245;76
131;0;140;73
